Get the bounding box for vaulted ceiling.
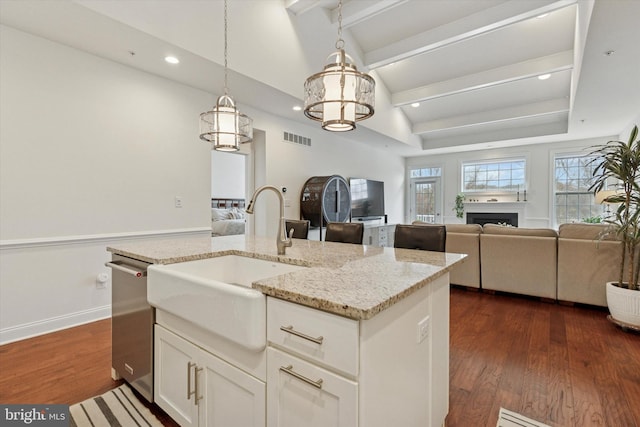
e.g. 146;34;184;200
1;0;639;156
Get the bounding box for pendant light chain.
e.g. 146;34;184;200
335;0;344;50
198;0;253;149
223;0;229;96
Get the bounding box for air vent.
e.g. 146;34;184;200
283;131;311;147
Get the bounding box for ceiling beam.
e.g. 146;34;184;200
284;0;324;16
330;0;408;28
392;50;574;106
420;120;570;151
413;98;570;135
365;0;577;69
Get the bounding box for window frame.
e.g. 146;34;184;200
460;157;526;194
552;152;602;227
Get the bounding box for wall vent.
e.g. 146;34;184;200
283;131;311;147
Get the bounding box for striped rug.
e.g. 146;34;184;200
497;407;551;427
70;384;163;427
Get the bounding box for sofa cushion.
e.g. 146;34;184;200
482;223;557;237
558;223;618;240
445;224;483;234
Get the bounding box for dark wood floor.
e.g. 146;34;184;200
448;287;640;427
1;288;638;427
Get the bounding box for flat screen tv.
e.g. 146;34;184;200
349;178;385;220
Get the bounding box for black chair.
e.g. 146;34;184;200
394;224;446;252
285;219;310;239
325;222;364;244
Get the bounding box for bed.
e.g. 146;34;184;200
211;198;246;236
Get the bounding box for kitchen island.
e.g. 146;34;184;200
108;234;465;427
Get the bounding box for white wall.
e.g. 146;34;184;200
0;25;215;343
0;25;406;343
211;150;246;199
406;136;616;228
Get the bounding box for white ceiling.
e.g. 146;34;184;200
1;0;639;156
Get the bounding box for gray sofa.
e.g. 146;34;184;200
557;223;622;306
480;224;558;299
440;222;621;306
445;224;482;289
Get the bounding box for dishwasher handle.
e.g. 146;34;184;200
105;261;147;278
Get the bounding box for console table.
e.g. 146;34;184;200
363;224;396;247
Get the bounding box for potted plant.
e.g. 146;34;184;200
453;194;465;219
589;125;640;329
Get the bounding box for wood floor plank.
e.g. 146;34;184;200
447;288;640;427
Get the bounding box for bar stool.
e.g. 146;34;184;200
325;222;364;244
285;219;310;239
394;224;446;252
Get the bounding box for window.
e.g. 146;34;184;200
410;167;441;178
461;159;525;192
554;154;601;225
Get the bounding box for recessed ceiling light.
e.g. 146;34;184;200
538;74;551;80
292;106;302;111
164;56;180;64
411;102;420;108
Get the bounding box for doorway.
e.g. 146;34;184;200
410;178;442;223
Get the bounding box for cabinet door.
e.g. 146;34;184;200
199;350;265;427
154;325;199;427
267;348;357;427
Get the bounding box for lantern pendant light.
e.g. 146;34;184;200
199;0;252;151
303;0;375;132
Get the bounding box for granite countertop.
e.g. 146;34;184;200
107;235;466;320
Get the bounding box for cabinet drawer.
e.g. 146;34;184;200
266;347;357;427
267;297;359;376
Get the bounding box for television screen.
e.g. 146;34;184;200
350;178;385;219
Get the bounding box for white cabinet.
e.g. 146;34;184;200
266;272;450;427
362;224;395;247
155;325;265;427
266;347;357;427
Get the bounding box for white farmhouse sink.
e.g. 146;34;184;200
147;255;305;351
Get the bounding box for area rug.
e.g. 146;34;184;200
70;384;163;427
497;407;551;427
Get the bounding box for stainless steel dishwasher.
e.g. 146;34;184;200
106;254;154;402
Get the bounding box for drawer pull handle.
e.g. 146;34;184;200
187;362;196;400
280;325;323;345
194;366;203;405
280;365;323;389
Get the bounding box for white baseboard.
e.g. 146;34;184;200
0;305;111;345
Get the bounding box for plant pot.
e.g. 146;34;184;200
606;281;640;329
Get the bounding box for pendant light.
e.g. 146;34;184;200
199;0;252;151
303;0;375;132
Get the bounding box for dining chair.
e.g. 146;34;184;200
325;222;364;244
394;224;446;252
285;219;310;239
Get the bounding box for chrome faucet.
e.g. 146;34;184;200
246;185;292;255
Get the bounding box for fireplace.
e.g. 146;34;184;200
467;212;518;227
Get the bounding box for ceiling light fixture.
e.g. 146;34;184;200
538;73;551;80
199;0;252;151
303;0;375;132
292;106;302;111
164;56;179;64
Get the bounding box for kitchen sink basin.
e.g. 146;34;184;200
147;255;306;351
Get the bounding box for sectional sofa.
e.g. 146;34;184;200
438;222;621;307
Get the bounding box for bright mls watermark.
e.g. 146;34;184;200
1;405;69;426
